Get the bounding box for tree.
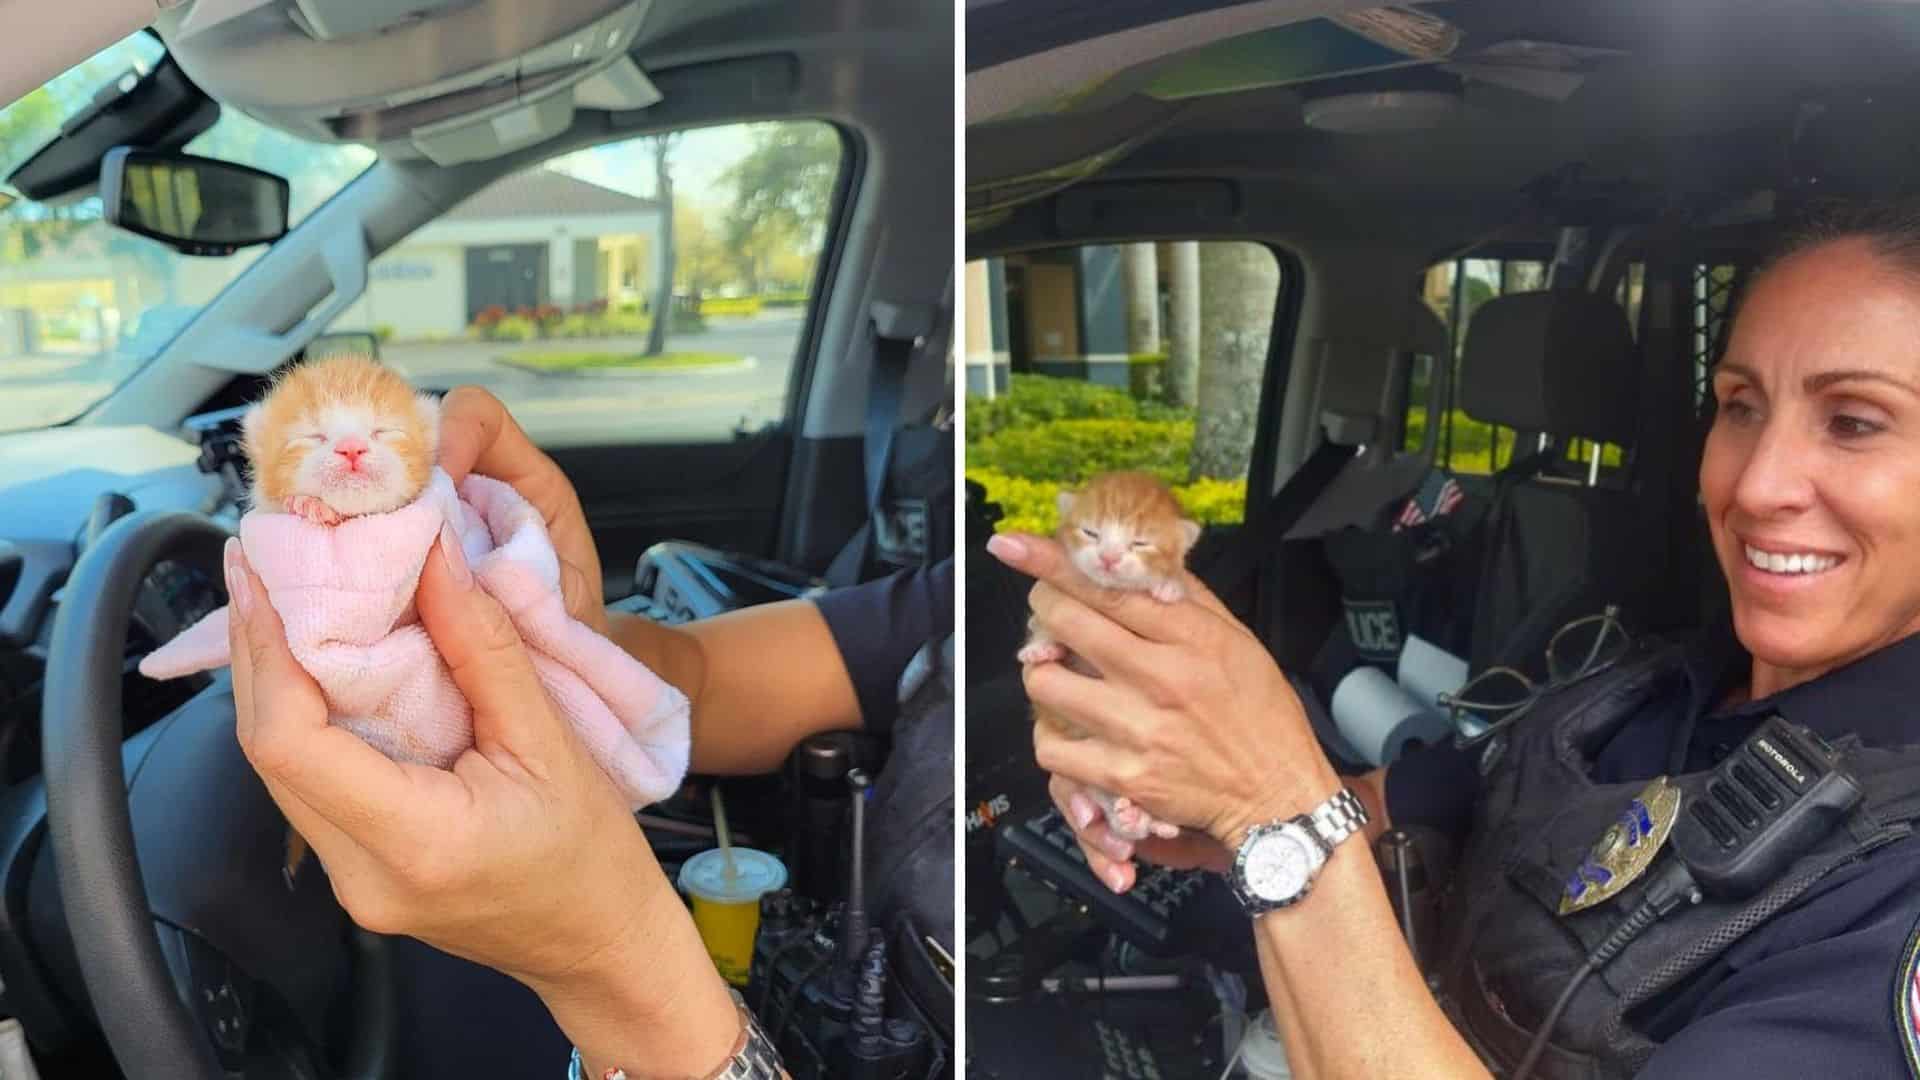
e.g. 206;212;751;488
720;124;838;292
644;133;680;357
1122;243;1160;357
1163;241;1200;407
672;200;732;301
1191;243;1279;481
0;88;60;180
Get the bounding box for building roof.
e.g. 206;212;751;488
445;169;661;221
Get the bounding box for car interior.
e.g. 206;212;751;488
0;0;952;1077
962;1;1920;1075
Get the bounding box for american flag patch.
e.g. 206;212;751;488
1392;473;1466;533
1899;917;1920;1077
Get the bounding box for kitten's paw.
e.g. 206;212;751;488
1149;820;1182;840
1018;641;1067;665
287;495;343;526
1150;579;1187;604
1107;799;1154;842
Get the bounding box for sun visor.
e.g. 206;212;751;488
159;0;660;159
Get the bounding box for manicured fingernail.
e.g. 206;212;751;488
224;538;253;622
1069;792;1097;830
439;523;471;588
986;534;1027;564
1104;865;1128;893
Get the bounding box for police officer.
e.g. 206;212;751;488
227;387;952;1080
1007;202;1920;1078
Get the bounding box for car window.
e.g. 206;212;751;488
963;241;1285;533
0;35;376;434
1410;256;1642;476
1691;261;1747;413
343;121;844;449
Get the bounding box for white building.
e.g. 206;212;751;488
336;168;666;340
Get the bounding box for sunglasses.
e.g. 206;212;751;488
1439;605;1632;749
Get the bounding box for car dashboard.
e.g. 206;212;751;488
0;421;234;784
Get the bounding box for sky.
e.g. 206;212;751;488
545;124;763;213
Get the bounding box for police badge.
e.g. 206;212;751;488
1559;776;1683;916
1898;915;1920;1078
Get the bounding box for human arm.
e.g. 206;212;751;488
438;386;876;775
608;601;862;775
992;531;1486;1079
1627;860;1920;1080
224;532;745;1078
1048;765;1391;893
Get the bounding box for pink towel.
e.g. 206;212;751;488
138;469;690;808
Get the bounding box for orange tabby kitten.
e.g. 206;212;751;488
1020;471;1202;841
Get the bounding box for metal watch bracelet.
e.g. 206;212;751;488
565;989;784;1080
1306;786;1370;852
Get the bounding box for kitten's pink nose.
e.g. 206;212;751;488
1099;551;1122;569
333;436;369;469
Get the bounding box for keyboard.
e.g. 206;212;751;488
995;808;1216;956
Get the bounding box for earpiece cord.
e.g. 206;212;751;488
1510;859;1702;1080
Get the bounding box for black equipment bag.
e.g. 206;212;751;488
1310;468;1488;700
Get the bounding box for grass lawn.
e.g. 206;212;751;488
496;350;743;373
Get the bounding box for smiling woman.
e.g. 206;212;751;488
1703;208;1920;697
1002;195;1920;1080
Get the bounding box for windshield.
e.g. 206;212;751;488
0;35;375;434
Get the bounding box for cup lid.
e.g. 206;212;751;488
678;847;788;903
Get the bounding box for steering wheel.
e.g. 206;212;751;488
40;511;394;1079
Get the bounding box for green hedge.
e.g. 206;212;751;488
966;374;1249;533
699;297;761;317
971;418;1196;487
968;374;1184;443
968;466;1247;535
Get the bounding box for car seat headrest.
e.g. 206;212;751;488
1460;290;1637;446
1317;302;1453;447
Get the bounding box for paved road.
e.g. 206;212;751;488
0;314;808;445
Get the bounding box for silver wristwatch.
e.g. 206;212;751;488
567;989;783;1080
1228;787;1370;915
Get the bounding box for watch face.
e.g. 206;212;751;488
1244;828;1315;902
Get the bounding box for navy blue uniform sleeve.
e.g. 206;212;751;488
1383;738;1483;843
1633;864;1920;1079
811;558;954;736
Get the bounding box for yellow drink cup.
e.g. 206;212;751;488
677;847;788;986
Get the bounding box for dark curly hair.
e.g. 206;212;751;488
1757;198;1920;279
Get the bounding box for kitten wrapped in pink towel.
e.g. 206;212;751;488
138;467;690;808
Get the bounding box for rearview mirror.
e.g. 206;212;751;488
100;147;290;255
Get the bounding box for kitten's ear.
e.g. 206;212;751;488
1056;490;1077;515
238;403;265;457
415;392;442;450
1177;518;1202;549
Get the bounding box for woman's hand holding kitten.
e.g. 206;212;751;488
239;362;610;636
1020;471;1203;843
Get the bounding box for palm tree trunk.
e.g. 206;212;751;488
1164;241;1201;407
644;139;675;357
1192;243;1278;480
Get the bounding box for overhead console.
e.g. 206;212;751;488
156;0;663;164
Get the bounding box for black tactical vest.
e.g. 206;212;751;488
1434;642;1920;1078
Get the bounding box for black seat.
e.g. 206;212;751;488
1287;303;1451;541
1458;290;1659;678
